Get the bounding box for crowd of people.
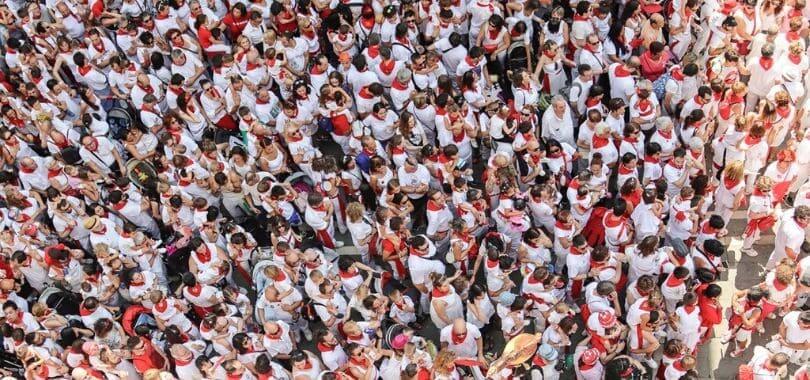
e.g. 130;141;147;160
3;0;810;378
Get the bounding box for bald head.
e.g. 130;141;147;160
452;319;467;334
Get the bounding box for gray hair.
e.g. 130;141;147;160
655;116;673;131
688;136;704;150
551;94;567;106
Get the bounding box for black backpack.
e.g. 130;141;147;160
507;41;529;72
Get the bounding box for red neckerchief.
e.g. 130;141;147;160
789;53;802;64
671;68;685;81
318;340;340;353
555;220;572;231
604;213;625;228
657;129;673;140
665;274;685;287
349;356;369;367
592;134;610;149
618;164;634;175
614;64;632;77
451;332;467;345
773;277;788;291
573;13;589;21
723;176;741;190
79;304;94;316
432;287;449;298
379;59;396;75
760;56;774;70
668;159;684;170
112;200;127;211
452;130;466;143
787;30;801;42
78;65;92;76
310;64;326;75
367;44;380;58
138;83;154;94
154;298;169;312
585;96;601;107
92;41;104;53
776;105;791;118
155;12;169;20
20;165;35;174
570;245;586;255
744;134;761;145
486;258;499;269
187;284;202;297
427;200;443;211
197;246;212;263
643;155;659;164
392;79;409;91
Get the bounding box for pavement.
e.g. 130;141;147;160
323;214;786;379
290;138;794;379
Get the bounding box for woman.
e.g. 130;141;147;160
177;92;207;141
533;41;571;96
431;349;461;380
477;14;510;67
228;146;256;178
346;202;377;264
517;227;553;276
396;111;426;159
429;272;464;329
460;71;487;111
605;1;641;63
256;137;289;179
195;13;230;56
714;160;746;226
124;127;159;161
638;41;670;82
466;284;495;330
625;236;665;283
639;13;665;49
93;318;126;349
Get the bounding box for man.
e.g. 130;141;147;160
767;205;810;269
541;96;575;147
127;336;169;374
17;157;51;192
83;215;123;251
770;310;810;364
262;320;296;361
397;158;430;227
746;347;789;379
304;192;343;252
440;318;485;364
608;56;640;103
79;135;125;177
170;49;206;89
129;72;165;111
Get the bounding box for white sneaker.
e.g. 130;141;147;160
334;240;345;248
302;326;313;341
742;248;758;257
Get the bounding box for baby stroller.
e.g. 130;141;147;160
107;106;140;141
126;159;159;192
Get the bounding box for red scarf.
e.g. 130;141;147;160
78;65;92;76
197;246;212;263
451;332;467;344
187;284;202;297
378;59;396;75
789;53;802;65
432;287;450;298
614;65;633;77
427;200;443;211
760;56;774;70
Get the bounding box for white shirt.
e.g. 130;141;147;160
439;323;481;358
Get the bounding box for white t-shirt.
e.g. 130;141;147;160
439;323;481;358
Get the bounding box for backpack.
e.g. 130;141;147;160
507;41;529;72
652;71;671;101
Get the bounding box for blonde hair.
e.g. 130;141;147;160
731;81;747;95
723;161;745;182
433;349;458;375
31;303;47;317
756;176;774;191
346;202;365;223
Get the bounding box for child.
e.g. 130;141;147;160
389;288;419;328
728;288;765;357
